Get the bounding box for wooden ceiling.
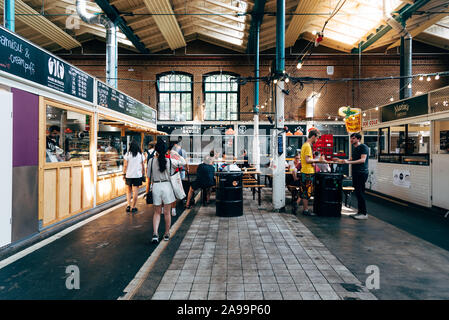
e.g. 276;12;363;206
3;0;449;53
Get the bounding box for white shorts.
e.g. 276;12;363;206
152;181;176;206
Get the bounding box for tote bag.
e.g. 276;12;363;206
169;159;186;200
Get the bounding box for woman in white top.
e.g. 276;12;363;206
148;139;186;243
123;140;145;214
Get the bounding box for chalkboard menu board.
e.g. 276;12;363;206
0;26;94;102
97;81;156;125
440;130;449;151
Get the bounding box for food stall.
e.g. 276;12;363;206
0;26;162;247
362;86;449;210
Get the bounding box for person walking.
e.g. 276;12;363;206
123;140;145;214
297;130;327;216
145;140;157;198
148;139;186;243
340;132;370;220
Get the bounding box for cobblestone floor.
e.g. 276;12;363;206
151;191;377;300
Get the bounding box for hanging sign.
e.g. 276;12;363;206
97;81;156;124
381;94;428;122
0;26;94;102
339;106;362;133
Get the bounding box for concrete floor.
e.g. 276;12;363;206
1;188;449;300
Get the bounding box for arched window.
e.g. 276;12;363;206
157;72;193;121
203;72;239;121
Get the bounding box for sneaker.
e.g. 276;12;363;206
151;234;159;244
126;206;131;213
131;207;138;214
171;208;177;217
352;213;368;220
303;210;316;216
163;233;170;241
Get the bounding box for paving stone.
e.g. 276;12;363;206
300;292;321;300
151;290;172;300
170;291;190;300
189;291;208;300
245;291;264;300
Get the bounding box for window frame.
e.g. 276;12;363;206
203;72;240;121
378;124;430;166
156;71;193;121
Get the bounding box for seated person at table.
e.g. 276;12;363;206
242;149;250;168
287;152;302;185
185;156;216;208
314;151;331;173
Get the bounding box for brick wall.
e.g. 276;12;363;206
65;47;449;122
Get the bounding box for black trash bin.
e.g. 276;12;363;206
216;172;243;217
313;172;343;217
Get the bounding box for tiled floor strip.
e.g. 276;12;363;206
152;190;377;300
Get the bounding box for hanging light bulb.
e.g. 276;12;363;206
363;112;367;117
419;75;424;81
375;106;379;111
390;97;394;102
297;61;303;69
407;83;412;89
273;79;278;84
328;115;331;119
435;74;440;80
427;76;431;82
285;76;289;83
335;117;338;121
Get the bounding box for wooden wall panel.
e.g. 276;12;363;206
71;167;82;213
43;169;57;225
83;165;94;209
58;168;70;219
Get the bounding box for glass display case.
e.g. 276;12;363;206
45;105;90;163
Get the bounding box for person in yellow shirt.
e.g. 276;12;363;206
296;130;327;216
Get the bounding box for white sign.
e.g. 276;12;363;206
362;119;379;128
393;169;411;188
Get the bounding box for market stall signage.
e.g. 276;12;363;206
338;106;362;133
0;26;94;102
97;81;156;124
381;94;428;122
362;119;379;128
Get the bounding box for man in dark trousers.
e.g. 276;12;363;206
341;132;370;220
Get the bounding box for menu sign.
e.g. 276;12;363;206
440;130;449;151
0;26;93;102
97;81;156;125
382;94;428;122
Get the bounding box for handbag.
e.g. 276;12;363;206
169;159;186;200
146;159;153;204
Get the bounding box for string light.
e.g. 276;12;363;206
427;76;431;82
435;74;440;80
407;83;412;89
285;77;289;83
375;106;379;111
297;61;303;69
390;97;394;102
419;75;424;81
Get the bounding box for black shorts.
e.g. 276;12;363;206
126;177;143;187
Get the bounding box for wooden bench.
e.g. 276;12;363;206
342;186;355;207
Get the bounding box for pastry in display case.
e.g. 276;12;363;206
97;136;123;175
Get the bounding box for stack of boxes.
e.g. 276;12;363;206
313;134;334;160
